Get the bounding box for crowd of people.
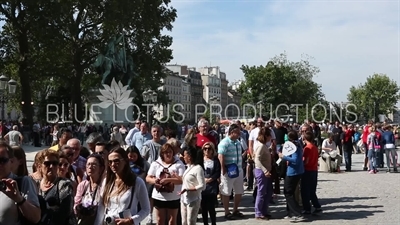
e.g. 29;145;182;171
0;117;398;225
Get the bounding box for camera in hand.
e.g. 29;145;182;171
0;180;6;191
105;216;115;225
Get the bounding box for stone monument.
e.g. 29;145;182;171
89;35;139;124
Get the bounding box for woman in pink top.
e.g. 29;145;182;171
74;154;105;225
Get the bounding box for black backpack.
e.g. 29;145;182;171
15;177;47;225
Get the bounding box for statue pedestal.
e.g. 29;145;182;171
86;89;135;124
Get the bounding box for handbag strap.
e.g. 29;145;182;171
235;142;239;164
105;181;135;213
126;185;135;210
83;181;99;205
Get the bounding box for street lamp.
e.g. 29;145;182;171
142;90;158;126
209;96;220;123
0;75;17;120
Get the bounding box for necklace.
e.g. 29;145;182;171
41;177;57;190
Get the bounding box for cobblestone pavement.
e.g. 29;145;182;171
24;144;400;224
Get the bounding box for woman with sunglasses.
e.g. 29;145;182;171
57;152;78;193
200;142;220;225
95;147;150;225
38;149;77;225
74;154;105;225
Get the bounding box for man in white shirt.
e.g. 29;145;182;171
125;120;141;146
248;118;276;155
321;133;342;172
4;125;23;146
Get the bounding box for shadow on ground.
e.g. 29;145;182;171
209;193;383;222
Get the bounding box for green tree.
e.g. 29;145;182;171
347;73;400;122
1;0;177;123
0;1;43;125
238;53;324;121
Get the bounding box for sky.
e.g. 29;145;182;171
168;0;400;102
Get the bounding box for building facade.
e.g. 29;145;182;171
155;68;182;120
198;67;222;103
165;65;203;122
181;78;191;122
220;72;229;113
187;68;203;122
227;89;242;119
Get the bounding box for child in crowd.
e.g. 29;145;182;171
301;131;322;214
367;126;378;174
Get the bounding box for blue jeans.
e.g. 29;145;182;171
343;149;352;171
385;148;398;170
301;171;321;211
254;168;272;217
368;149;377;170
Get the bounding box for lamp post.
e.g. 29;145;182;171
0;75;17;120
142;90;157;126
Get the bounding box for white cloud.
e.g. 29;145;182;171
169;0;399;102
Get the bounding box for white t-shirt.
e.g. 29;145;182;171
148;159;186;201
249;127;276;148
322;139;336;152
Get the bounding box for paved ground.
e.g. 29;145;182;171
22;144;400;225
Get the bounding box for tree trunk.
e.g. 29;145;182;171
18;29;34;127
72;49;84;123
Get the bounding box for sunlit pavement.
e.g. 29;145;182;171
23;144;400;224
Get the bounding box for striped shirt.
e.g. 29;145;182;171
218;137;242;168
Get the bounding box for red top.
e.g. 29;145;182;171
362;125;370;143
196;133;217;148
303;143;319;171
344;129;355;142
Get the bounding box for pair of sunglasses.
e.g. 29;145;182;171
43;161;59;167
59;163;69;167
0;157;9;164
108;158;121;164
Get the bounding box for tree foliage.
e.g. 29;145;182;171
237;53;324;122
347;73;400;122
0;0;177;124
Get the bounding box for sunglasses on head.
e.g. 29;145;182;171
43;161;59;167
0;157;9;164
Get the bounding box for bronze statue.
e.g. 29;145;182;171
93;35;138;87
